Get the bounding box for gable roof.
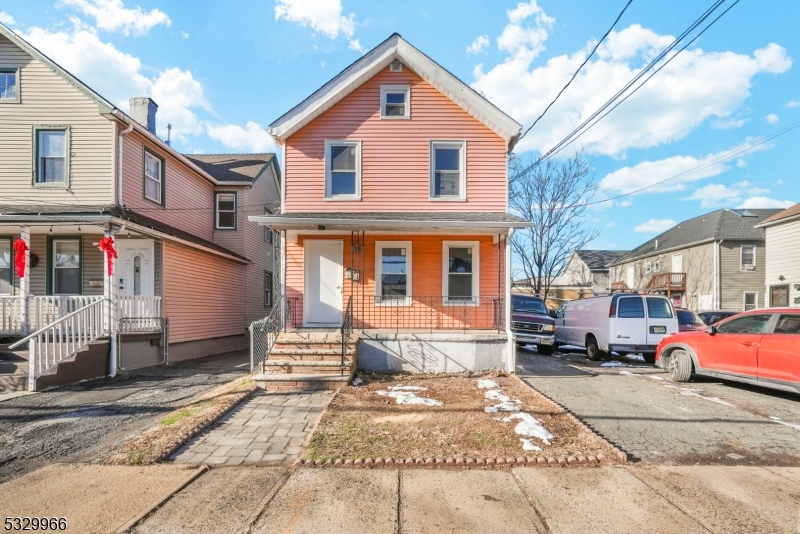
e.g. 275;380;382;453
268;33;523;149
610;209;782;266
185;153;280;192
574;250;629;271
757;202;800;227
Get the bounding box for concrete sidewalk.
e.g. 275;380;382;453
3;463;798;533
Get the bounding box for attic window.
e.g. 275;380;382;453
380;85;410;119
389;60;403;72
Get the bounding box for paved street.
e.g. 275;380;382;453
0;351;250;483
516;345;800;465
171;390;331;466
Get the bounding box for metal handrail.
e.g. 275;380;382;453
250;296;288;373
340;296;353;376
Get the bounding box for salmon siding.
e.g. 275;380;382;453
284;67;508;213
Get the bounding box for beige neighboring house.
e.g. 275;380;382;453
757;203;800;308
553;250;629;296
608;209;781;312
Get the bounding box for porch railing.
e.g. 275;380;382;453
9;298;106;390
249;296;300;373
117;296;162;331
1;296;24;336
31;296;104;331
356;295;505;333
340;296;353;376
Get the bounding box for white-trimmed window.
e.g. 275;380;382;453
36;129;68;185
0;68;19;102
215;192;237;229
144;150;163;204
741;245;756;271
743;292;758;311
645;262;652;274
430;141;465;200
380;85;410;119
0;238;11;295
443;241;479;303
53;239;81;295
324;140;360;199
375;241;411;304
654;260;661;272
264;271;273;307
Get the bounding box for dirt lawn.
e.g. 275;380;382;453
304;372;617;461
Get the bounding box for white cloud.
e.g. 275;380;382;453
59;0;170;36
617;199;633;207
0;12;16;25
471;1;792;157
787;100;800;108
205;121;278;153
180;30;189;39
149;67;209;139
634;219;676;233
712;117;748;129
736;196;794;209
765;113;779;124
275;0;354;39
682;181;769;208
467;34;490;55
599;138;773;196
320;60;325;68
348;38;365;54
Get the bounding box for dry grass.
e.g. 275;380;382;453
304;372;616;461
104;376;256;465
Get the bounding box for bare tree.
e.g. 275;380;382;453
510;152;599;300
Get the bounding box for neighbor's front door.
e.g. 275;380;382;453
115;240;155;297
304;240;343;326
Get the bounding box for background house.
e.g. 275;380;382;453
608;209;780;311
758;202;800;307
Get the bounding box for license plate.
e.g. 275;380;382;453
539;338;554;345
651;326;666;334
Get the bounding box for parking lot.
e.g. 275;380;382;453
516;345;800;466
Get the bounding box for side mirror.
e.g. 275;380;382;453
706;325;717;336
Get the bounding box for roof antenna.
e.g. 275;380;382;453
166;123;172;146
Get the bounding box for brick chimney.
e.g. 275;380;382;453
129;97;158;134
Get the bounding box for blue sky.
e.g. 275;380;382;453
1;0;798;251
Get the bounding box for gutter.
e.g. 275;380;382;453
248;215;532;229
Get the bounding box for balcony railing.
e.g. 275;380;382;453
355;295;505;333
647;272;686;290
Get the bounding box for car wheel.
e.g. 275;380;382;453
586;336;602;361
537;344;557;356
668;350;693;382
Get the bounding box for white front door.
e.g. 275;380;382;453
115;240;155;297
626;265;635;289
304;240;343;325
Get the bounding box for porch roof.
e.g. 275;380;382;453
248;212;531;232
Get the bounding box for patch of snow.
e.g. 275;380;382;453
521;439;542;451
626;354;646;361
352;377;363;386
619;371;632;375
503;413;554;445
600;361;625;367
389;385;428;391
476;379;499;389
770;417;800;431
376;389;442;406
648;375;664;380
726;453;745;460
483;389;521;413
485;402;520;413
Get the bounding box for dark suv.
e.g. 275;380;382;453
511;294;557;355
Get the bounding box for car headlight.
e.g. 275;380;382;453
541;324;555;333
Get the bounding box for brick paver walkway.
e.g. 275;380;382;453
170;390;332;466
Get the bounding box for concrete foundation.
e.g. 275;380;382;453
36;340;109;391
357;332;508;373
167;334;248;363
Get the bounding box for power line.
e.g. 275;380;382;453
516;0;635;145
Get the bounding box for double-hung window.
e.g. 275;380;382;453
215;192;237;230
375;242;411;304
144;150;163;204
0;238;12;295
443;242;479;303
743;292;758;311
264;272;273;307
380;85;410;119
324;140;360;199
36;129;67;185
0;68;18;102
52;238;81;295
741;245;756;270
645;262;652;274
431;141;465;200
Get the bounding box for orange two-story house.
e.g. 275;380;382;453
250;34;529;374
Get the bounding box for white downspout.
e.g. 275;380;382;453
714;239;723;310
117;120;134;206
506;228;514;373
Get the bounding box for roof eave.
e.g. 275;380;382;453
756;212;800;228
608;238;718;266
248;215;531;230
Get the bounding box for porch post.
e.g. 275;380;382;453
19;226;30;336
505;229;514;374
103;225;118;377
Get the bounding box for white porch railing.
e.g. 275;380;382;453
30;296;105;331
117;296;162;331
1;296;24;335
9;298;106;390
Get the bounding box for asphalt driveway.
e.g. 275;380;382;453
516;345;800;465
0;350;250;483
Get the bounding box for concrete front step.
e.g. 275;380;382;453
263;361;352;375
271;348;355;356
253;372;353;392
266;353;346;362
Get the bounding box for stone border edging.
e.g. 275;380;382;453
508;374;630;463
156;385;257;463
293;455;609;469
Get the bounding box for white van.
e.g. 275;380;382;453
554;294;678;363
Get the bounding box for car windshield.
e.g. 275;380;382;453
677;310;703;325
511;295;548;314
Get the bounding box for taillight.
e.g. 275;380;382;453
609;304;616;317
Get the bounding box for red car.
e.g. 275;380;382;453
656;308;800;394
676;309;706;332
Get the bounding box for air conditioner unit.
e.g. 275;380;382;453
742;264;756;271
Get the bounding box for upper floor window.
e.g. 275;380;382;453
741;245;756;271
654;260;661;272
430;141;465;200
215;192;237;230
0;68;18;102
324;140;360;200
645;262;652;274
144;150;164;204
35;129;68;186
380;85;410;119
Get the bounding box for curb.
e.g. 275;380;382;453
293;455;609;469
156;385;257;463
509;374;630;463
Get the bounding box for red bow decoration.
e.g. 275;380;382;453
13;239;28;279
99;236;118;276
